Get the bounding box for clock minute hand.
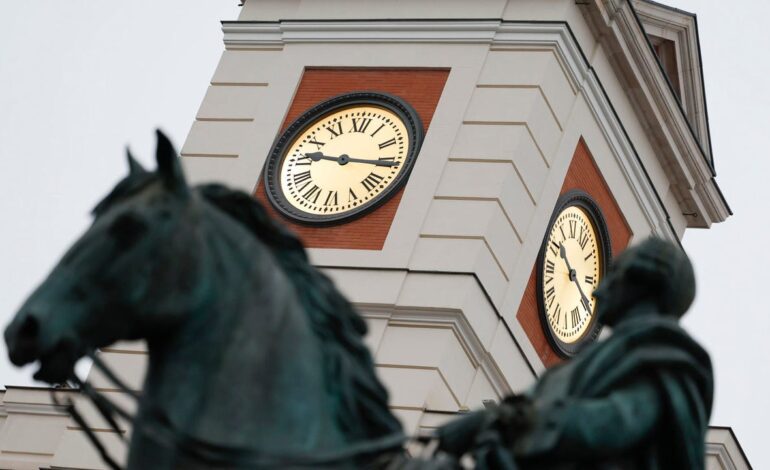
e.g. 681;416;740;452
346;155;399;167
560;244;593;314
306;152;399;167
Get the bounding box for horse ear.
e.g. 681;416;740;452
126;147;146;176
155;129;189;197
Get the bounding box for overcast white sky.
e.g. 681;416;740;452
0;1;766;467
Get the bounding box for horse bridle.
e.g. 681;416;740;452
51;351;410;469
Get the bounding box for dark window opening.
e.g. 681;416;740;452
649;35;681;101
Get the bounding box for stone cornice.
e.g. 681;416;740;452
580;1;730;227
222;20;502;45
705;427;752;469
706;442;738;470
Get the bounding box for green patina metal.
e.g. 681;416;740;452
5;131;403;469
431;238;713;469
5;131;713;469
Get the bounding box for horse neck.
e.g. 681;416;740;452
139;206;345;451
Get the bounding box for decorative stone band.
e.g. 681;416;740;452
221;19;730;234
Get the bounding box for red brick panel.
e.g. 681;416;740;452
561;139;632;259
516;138;633;367
255;67;450;250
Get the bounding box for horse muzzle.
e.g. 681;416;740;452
5;314;41;367
5;313;80;384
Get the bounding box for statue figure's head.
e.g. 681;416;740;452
593;237;695;327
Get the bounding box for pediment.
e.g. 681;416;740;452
633;0;712;165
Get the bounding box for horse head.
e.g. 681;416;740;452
5;131;202;384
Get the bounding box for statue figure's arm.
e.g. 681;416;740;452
557;381;661;456
556;380;660;456
517;380;661;460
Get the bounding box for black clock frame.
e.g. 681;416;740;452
536;190;612;358
264;91;424;225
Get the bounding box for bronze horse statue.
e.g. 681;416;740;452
5;131;405;469
4;131;714;469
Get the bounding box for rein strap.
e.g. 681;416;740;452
63;351;407;469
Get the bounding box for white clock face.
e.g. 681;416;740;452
541;205;602;344
537;192;611;358
265;93;422;224
278;105;410;217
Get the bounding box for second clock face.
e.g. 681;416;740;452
537;192;610;357
265;92;423;224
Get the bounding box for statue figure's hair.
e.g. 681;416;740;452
196;184;402;440
620;237;695;318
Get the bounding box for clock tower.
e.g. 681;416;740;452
0;1;750;469
174;0;729;435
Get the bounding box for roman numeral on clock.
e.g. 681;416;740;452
378;138;397;150
370;123;385;137
545;259;555;275
585;275;595;285
569;220;576;238
348;188;358;202
549;241;559;257
293;170;312;188
326;122;343;138
578;226;589;250
581;296;591;314
350;117;372;133
361;172;384;192
545;286;555;300
302;185;321;203
324;191;338;206
308;138;325;149
545;286;556;309
571;307;580;328
554;304;562;324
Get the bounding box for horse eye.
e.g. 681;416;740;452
109;212;148;249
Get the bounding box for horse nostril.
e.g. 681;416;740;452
18;315;40;341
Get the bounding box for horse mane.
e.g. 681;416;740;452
197;184;402;440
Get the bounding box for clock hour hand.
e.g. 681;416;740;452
559;243;574;272
306;152;337;163
306;152;399;167
560;244;593;314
